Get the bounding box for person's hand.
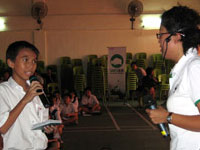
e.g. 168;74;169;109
43;125;56;134
22;81;44;104
145;106;169;124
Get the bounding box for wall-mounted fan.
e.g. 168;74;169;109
31;1;48;30
128;0;143;30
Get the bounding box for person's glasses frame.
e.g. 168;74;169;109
156;32;170;39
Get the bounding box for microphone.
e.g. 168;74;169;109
29;75;50;108
143;95;169;137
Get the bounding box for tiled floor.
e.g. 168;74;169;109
61;101;170;150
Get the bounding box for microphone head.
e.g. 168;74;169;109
143;94;156;108
29;75;38;83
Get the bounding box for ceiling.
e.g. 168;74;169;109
0;0;199;17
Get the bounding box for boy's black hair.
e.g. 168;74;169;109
6;41;40;62
84;87;91;92
131;61;137;67
62;93;71;99
161;6;200;54
146;67;154;76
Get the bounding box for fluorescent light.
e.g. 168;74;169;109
0;18;6;31
141;14;161;30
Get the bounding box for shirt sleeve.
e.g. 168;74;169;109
92;95;99;105
188;60;200;105
0;87;11;128
81;96;87;105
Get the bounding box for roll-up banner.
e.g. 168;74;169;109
108;47;126;96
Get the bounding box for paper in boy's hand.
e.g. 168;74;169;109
31;119;62;130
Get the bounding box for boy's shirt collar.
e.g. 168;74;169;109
8;77;29;92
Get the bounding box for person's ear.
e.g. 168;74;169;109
175;33;183;42
7;59;15;69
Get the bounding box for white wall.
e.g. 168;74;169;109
0;0;161;67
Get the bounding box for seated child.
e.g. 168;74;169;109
49;94;64;144
60;93;78;125
80;87;101;115
69;90;79;113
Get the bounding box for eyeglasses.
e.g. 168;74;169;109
156;33;170;39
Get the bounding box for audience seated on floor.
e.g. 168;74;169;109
61;93;78;125
79;87;101;115
69;90;79;113
48;94;64;149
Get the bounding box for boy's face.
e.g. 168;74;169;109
65;96;71;104
86;90;91;97
8;48;37;83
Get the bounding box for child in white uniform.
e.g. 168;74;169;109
0;41;55;150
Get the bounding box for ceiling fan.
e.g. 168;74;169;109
128;0;143;30
31;1;48;30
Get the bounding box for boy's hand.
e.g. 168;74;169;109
43;125;56;134
22;81;44;104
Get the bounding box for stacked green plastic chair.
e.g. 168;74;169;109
73;66;86;97
152;54;164;70
71;59;82;67
134;52;147;69
135;52;147;60
47;65;57;74
165;59;175;74
153;68;162;79
126;52;133;60
47;82;59;95
126;71;138;100
100;55;107;68
59;57;73;93
92;66;105;100
158;74;170;101
37;60;45;74
60;56;71;65
86;55;98;88
136;59;146;69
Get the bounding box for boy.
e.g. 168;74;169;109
61;93;78;125
80;87;101;114
0;41;54;149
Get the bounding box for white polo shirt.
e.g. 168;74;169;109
81;94;99;107
167;48;200;150
0;77;49;150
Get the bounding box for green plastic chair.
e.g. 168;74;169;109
165;59;175;74
135;52;147;60
153;68;162;79
73;66;84;75
47;82;59;95
126;71;138;99
71;59;82;67
46;65;57;74
126;52;133;60
152;54;163;62
87;55;98;63
136;59;146;69
60;56;71;65
37;60;45;74
74;74;86;97
158;74;170;101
